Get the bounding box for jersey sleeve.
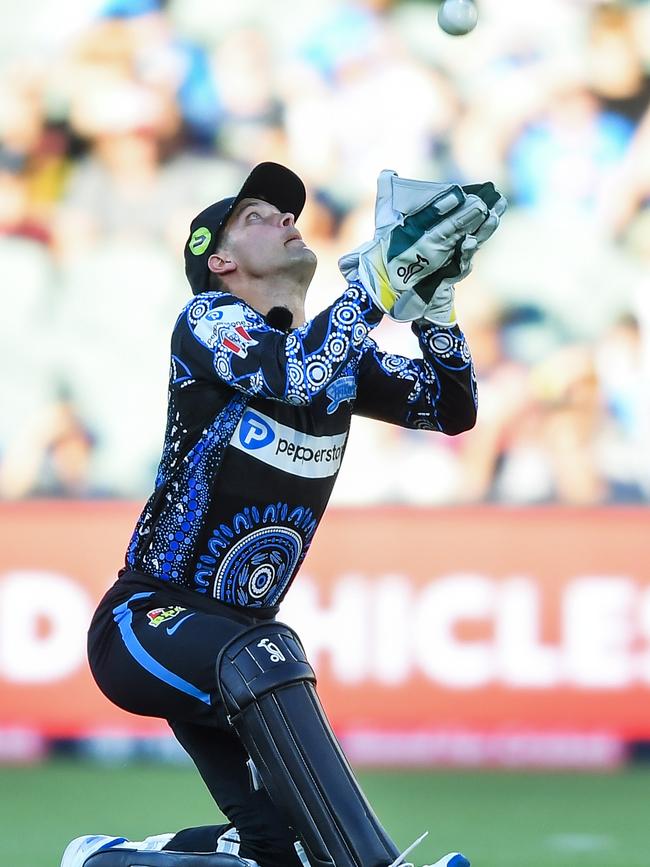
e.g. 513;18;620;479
171;282;383;405
353;322;478;434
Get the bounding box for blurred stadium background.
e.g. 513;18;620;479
1;0;649;865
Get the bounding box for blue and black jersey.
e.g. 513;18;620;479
124;281;477;612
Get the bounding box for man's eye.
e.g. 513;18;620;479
248;212;261;220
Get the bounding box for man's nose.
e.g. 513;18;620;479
280;212;295;227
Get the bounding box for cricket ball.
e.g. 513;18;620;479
438;0;478;36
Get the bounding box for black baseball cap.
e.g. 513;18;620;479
184;161;306;295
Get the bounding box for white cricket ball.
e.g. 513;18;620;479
438;0;478;36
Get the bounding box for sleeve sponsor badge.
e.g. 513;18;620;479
193;305;259;358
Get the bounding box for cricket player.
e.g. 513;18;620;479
61;162;505;867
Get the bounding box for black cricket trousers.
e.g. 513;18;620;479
87;571;303;867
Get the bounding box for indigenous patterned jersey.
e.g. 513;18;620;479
125;281;477;611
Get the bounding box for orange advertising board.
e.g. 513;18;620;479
0;503;649;761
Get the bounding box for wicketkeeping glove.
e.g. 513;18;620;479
338;170;507;325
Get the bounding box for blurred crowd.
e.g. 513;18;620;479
1;0;649;505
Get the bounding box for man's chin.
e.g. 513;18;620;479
287;241;316;258
287;245;317;276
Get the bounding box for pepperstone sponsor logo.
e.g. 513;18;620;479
238;412;274;449
147;606;186;628
232;409;347;478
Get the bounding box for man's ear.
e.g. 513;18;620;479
208;252;237;276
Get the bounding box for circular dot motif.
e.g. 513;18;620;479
333;303;357;326
288;363;303;385
327;336;346;360
190;301;209;323
215;356;231;379
249;564;275;598
432;332;454;354
346;284;362;301
306;359;329;387
381;354;409;373
214;526;303;603
352;322;367;344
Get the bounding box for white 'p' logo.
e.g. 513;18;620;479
240;411;274;449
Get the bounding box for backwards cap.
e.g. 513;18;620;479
184;162;306;295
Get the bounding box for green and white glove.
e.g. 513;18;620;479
338;171;474;299
338;171;507;325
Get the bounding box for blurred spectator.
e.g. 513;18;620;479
211;26;282;164
594;313;646;503
507;81;634;211
0;149;50;244
0;60;65;235
0;389;110;499
54;76;180;253
530;344;605;505
586;3;650;125
71;0;220;145
453;292;537;503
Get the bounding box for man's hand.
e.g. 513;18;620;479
339;171;507;324
359;188;489;320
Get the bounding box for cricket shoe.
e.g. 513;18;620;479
60;835;250;867
390;832;469;867
424;855;470;867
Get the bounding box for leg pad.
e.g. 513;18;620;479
217;622;399;867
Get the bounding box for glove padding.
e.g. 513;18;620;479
339;171;507;324
418;182;508;326
339;171;471;290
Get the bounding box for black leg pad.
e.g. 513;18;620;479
217;622;400;867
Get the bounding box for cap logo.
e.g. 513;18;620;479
189;226;212;256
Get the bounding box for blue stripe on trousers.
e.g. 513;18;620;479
112;592;211;706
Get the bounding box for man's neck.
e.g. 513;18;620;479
227;277;307;327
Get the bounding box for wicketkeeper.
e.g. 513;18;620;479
61;162;506;867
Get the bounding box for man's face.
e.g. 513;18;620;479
213;197;317;283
